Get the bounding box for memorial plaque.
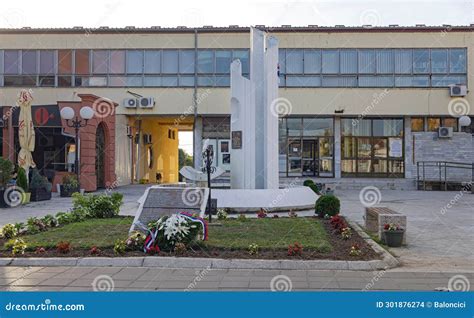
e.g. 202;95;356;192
232;131;242;149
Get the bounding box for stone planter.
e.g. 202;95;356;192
22;192;31;204
60;185;80;197
30;188;52;202
383;230;404;247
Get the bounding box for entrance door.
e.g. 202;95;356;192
302;139;317;176
95;124;106;188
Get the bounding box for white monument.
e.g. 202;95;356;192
230;27;279;189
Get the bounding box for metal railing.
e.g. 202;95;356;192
416;161;474;191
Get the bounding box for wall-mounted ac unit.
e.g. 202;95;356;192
438;127;453;138
139;97;155;108
124;98;138;108
449;84;467;97
143;134;153;144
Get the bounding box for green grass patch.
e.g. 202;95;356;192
206;218;332;252
11;217;133;250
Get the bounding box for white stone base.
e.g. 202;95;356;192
212;186;318;212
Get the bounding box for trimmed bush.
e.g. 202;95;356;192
303;179;314;187
17;168;28;192
315;195;340;217
71;192;123;219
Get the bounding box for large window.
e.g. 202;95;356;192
341;118;404;177
278;48;467;87
279;117;334;177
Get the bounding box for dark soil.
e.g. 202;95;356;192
0;217;381;261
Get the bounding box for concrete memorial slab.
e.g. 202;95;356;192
130;186;209;232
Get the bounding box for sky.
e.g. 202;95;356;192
1;0;472;155
0;0;472;28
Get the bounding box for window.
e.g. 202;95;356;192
359;76;393;87
179;50;194;74
233;50;249;74
322;50;339;74
395;76;429;87
394;49;412;74
109;50;125;74
340;50;357;74
162;50;178;74
449;49;466;73
442;118;458;131
144;50;161;74
303;49;321;74
21;50;37;74
4;50;19;74
75;50;90;75
58;50;72;74
411;118;424;132
431;49;447;73
39;50;55;74
197;50;214;73
376;49;393;74
431;75;466;87
358;49;375;74
215;50;232;74
413;49;429;73
427;118;441;131
92;50;108;74
126;50;143;74
286;49;303;74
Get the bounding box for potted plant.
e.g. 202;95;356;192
30;169;52;202
60;174;80;197
0;157;14;208
16;167;30;204
382;223;405;247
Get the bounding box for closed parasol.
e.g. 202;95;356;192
17;89;36;175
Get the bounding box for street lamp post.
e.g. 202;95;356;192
60;106;94;183
202;144;215;223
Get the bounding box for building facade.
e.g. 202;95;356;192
0;26;473;189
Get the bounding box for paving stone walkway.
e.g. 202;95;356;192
0;266;472;291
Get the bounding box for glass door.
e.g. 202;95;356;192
302;139;317;176
287;139;302;176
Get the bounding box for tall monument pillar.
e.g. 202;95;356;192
230;27;279;189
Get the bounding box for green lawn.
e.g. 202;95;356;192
14;217;133;250
2;216;331;253
207;218;331;252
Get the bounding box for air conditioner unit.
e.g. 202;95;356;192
139;97;155;108
143;134;152;144
449;84;467;97
438;127;453;138
124;98;138;108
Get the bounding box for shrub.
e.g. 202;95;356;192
303;179;314;187
237;214;247;221
35;247;46;254
248;243;259;255
55;212;72;225
288;242;303;256
1;223;18;239
315;195;340;217
56;241;72;254
14;222;25;235
16;167;28;192
217;209;228;220
174;242;187;255
71;192;123;219
114;239;126;255
126;231;145;251
26;217;47;234
349;243;362;257
303;179;321;194
90;246;101;255
41;215;58;228
341;227;352;240
30;169;52;191
5;238;27;255
62;175;79;192
0;157;13;189
330;215;347;233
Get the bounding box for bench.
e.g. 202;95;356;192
365;207;407;244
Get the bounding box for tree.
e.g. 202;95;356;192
178;148;193;170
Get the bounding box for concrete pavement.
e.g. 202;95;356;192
1;266;472;291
